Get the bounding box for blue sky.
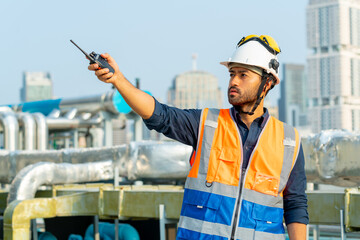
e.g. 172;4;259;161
0;0;308;108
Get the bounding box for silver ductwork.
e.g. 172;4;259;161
45;115;103;130
0;111;19;150
302;129;360;187
0;141;192;183
6;141;192;203
17;113;36;150
7;161;114;203
60;91;118;114
32;113;48;150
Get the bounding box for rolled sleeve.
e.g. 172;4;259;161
283;144;309;225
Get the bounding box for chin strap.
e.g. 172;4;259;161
238;72;273;116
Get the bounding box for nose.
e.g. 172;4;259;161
229;75;239;87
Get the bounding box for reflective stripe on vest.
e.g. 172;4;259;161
177;108;300;240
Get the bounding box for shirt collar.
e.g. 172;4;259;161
231;107;270;128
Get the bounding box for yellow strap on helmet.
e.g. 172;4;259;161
237;34;281;55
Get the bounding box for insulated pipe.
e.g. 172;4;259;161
0;145;128;183
0;111;19;150
302;129;360;187
8;90;151;116
17;113;36;150
4;142;192;204
0;106;13;131
64;108;78;119
7;160;114;203
32;113;48;150
45;116;102;130
60;91;118;114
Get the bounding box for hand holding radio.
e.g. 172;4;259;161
70;40;125;84
89;53;125;85
70;40;115;74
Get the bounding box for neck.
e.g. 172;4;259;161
236;101;265;129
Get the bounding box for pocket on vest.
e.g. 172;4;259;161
252;203;285;235
207;147;240;186
252;172;280;197
182;189;222;223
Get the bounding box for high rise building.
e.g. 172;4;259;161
278;64;308;128
167;55;222;109
20;72;53;102
307;0;360;132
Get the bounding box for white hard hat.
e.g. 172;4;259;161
221;35;281;85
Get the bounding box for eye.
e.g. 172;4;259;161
230;73;235;77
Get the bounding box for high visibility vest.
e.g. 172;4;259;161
177;108;301;240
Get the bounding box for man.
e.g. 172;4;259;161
88;34;308;240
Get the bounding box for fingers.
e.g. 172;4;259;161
88;63;99;71
94;68;114;81
94;67;109;77
98;72;114;82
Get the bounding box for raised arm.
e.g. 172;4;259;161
88;53;155;119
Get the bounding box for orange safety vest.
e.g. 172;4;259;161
177;108;300;240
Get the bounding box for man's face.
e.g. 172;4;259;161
227;67;262;106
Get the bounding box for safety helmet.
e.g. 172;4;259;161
220;34;281;85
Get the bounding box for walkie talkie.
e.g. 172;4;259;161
70;40;115;74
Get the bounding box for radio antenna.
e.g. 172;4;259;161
70;40;92;60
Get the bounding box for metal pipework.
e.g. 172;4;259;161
60;91;119;114
9;90;139;116
0;141;191;183
7;160;114;203
5;141;192;203
17;113;36;150
45;115;103;130
33;113;48;150
0;111;19;150
302;129;360;187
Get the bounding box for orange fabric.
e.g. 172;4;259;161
190;109;292;197
244;117;285;196
188;108;209;178
206;109;241;186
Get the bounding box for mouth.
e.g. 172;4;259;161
228;87;240;96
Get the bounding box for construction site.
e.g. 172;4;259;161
0;90;359;240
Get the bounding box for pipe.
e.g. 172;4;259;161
0;106;13;132
0;145;128;183
64;108;78;119
8;90;147;116
4;142;192;203
17;113;36;150
7;160;114;203
45;115;102;130
302;129;360;187
6;90;152;116
33;113;48;150
0;111;19;150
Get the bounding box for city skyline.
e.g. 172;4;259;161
1;0;308;108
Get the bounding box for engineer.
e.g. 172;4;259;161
88;34;308;240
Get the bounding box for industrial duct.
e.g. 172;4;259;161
6;141;192;203
302;129;360;187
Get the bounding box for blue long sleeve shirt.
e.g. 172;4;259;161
144;98;309;225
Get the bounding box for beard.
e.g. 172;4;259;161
227;86;258;106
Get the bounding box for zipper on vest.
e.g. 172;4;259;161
230;168;246;240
